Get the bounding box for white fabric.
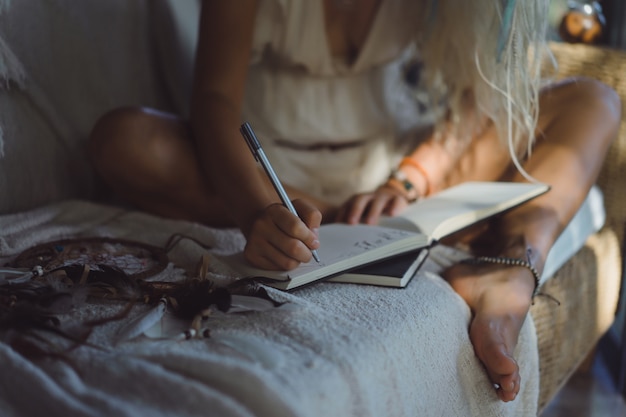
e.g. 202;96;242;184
0;0;23;90
242;0;425;205
0;34;25;90
0;0;25;157
152;0;437;204
0;199;543;417
151;0;202;117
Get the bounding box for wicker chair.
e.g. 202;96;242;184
531;41;626;413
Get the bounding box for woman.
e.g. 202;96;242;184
89;0;620;402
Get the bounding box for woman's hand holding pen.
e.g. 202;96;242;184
243;199;322;271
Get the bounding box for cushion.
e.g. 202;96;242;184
152;0;201;117
540;185;605;284
0;0;171;214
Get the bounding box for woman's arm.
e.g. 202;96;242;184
190;0;265;230
190;1;321;270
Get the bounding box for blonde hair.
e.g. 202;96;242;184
415;0;552;166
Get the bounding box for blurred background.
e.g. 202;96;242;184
549;0;626;49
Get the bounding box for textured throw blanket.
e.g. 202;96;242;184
0;200;540;417
0;25;25;157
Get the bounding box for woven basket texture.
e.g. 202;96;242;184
532;228;621;412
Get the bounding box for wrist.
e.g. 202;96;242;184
238;195;279;237
399;157;431;196
386;169;421;202
385;157;432;202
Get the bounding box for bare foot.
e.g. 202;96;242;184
442;261;536;402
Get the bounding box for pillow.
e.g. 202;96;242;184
152;0;201;118
0;0;171;214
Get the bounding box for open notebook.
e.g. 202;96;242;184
218;181;549;290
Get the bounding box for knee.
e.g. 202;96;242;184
592;79;622;133
89;106;193;190
575;78;621;146
89;106;186;182
549;77;621;122
89;106;149;170
543;77;622;143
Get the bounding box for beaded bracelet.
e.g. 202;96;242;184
400;157;431;196
461;256;541;296
388;168;420;202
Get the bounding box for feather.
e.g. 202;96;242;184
497;0;516;61
0;266;41;285
228;295;280;313
113;298;167;344
142;312;191;340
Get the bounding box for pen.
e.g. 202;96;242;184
240;122;321;263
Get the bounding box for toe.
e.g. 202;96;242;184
495;372;520;402
469;315;522;401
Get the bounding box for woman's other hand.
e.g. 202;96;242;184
334;185;410;225
243;199;322;270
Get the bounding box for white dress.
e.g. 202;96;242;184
242;0;428;205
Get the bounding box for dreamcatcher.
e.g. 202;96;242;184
0;236;282;358
10;237;169;280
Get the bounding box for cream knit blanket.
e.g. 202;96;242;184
0;200;540;417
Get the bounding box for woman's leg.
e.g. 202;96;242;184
442;77;621;401
89;106;235;226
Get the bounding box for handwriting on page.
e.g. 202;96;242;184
322;229;413;264
353;230;405;250
292;226;415;273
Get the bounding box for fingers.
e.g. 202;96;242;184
244;202;321;270
243;187;407;270
292;199;322;231
335;187;409;224
336;194;372;224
